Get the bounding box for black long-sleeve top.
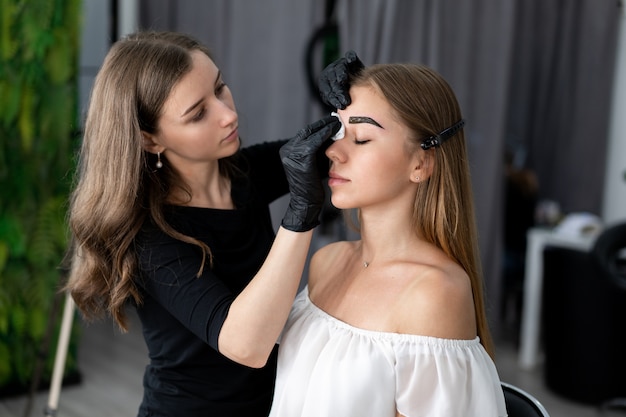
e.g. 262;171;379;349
134;140;289;417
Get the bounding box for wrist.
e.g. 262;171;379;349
281;201;321;232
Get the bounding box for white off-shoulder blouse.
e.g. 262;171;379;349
269;287;507;417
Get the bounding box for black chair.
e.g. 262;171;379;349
502;382;551;417
542;222;626;405
599;397;626;416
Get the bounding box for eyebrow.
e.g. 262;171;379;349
180;71;222;117
181;98;203;117
348;116;383;129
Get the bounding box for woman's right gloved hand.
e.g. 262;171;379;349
318;50;364;110
280;116;341;232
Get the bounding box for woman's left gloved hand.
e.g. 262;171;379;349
280;116;341;232
318;50;364;110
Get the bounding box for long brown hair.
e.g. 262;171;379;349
352;64;495;358
64;31;237;331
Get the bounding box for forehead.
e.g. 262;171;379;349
162;51;218;115
348;84;386;107
338;84;417;147
339;84;397;126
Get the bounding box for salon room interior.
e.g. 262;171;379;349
1;1;626;416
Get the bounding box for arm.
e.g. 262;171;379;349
137;225;313;368
218;227;313;367
219;116;341;367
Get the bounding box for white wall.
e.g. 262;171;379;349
79;0;138;125
602;7;626;225
78;0;111;125
117;0;138;38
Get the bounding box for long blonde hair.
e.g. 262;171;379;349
352;64;495;358
64;31;238;331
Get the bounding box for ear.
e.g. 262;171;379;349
410;150;434;183
141;131;165;155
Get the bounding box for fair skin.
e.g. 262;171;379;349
309;84;477;416
140;50;313;368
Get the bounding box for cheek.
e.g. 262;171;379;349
330;153;406;208
363;152;414;191
158;123;219;158
364;149;409;177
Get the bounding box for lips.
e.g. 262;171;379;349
328;171;346;180
327;171;349;186
223;127;239;142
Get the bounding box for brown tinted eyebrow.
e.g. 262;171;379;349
348;116;383;129
181;98;203;117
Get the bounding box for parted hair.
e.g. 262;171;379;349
64;31;237;331
352;64;495;358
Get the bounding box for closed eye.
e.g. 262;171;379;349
354;138;370;145
216;82;227;97
191;107;206;121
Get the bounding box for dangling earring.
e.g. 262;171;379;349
156;152;163;169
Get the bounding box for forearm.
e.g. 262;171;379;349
218;226;312;367
218;115;340;367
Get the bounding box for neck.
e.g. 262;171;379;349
171;163;232;209
358;216;418;267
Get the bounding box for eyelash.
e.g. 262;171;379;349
354;138;370;145
190;82;228;122
191;108;206;122
216;82;227;96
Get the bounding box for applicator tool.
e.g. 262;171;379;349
330;112;345;141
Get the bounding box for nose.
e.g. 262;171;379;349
325;139;346;163
217;98;237;128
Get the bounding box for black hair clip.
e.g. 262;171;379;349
420;119;465;150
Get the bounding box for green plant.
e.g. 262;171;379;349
0;0;82;394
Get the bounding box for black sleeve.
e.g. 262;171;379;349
135;228;233;351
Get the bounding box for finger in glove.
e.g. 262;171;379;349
318;50;364;110
281;116;341;160
345;50;365;74
279;116;341;232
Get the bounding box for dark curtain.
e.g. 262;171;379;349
506;1;620;215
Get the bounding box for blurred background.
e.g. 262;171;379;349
1;0;625;416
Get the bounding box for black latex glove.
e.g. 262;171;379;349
318;50;365;110
280;116;341;232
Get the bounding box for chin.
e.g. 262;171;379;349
224;137;241;154
329;196;353;210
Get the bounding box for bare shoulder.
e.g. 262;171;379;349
394;260;477;339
